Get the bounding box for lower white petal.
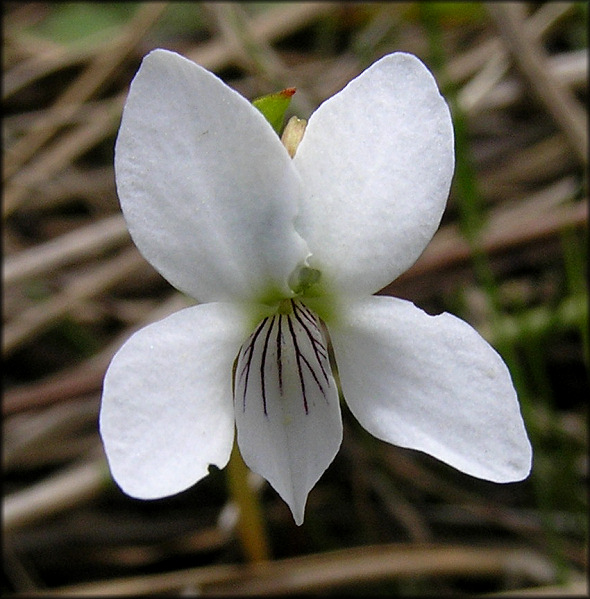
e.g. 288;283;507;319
329;296;532;482
234;300;342;525
100;302;250;499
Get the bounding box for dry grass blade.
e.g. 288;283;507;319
3;36;117;100
491;577;588;596
4;214;128;285
3;96;124;216
3;3;168;181
456;1;578;113
448;1;576;84
28;544;554;596
3;292;191;415
184;2;340;84
3;247;147;356
487;3;587;164
390;177;585;285
202;3;316;115
3;453;107;532
462;49;587;114
4;396;99;470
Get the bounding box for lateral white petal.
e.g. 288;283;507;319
100;302;250;499
293;53;454;296
234;301;342;525
115;49;308;304
329;296;532;482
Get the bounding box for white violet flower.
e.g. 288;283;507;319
100;49;532;525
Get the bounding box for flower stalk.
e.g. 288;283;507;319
226;442;270;562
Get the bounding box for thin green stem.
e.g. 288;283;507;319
561;227;589;365
226;441;271;563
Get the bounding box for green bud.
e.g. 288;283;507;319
252;88;296;134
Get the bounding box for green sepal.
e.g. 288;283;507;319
252;88;296;134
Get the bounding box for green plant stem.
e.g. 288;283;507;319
226;442;271;563
561;227;589;365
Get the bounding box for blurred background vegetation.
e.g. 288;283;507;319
3;2;588;596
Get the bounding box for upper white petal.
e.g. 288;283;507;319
100;302;250;499
115;49;308;304
329;296;532;482
234;301;342;525
293;53;454;296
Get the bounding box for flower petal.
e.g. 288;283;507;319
100;302;250;499
234;301;342;524
329;296;532;482
115;49;308;304
293;53;455;296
